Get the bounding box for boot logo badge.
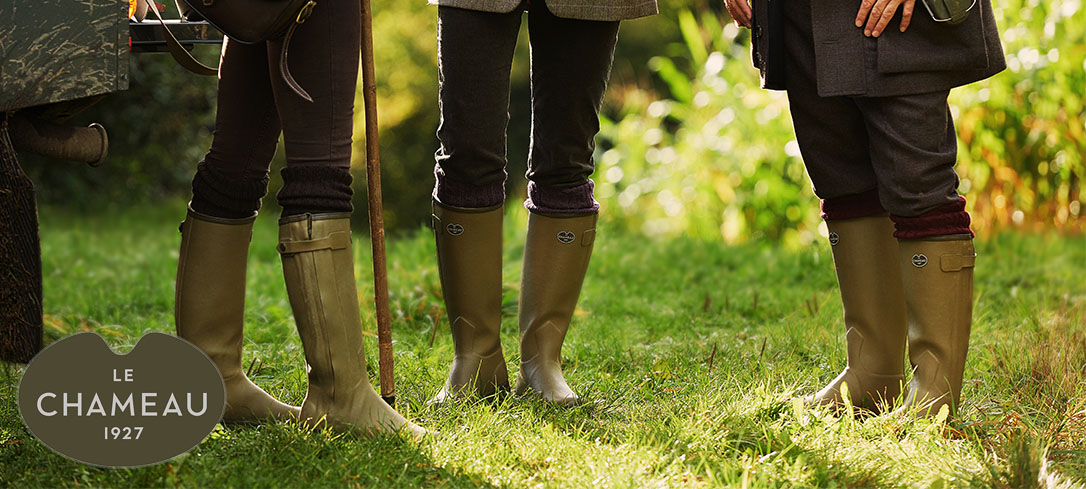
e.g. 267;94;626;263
828;232;840;246
912;253;928;268
557;231;576;244
446;223;464;236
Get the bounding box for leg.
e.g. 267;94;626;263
278;213;425;437
514;2;617;404
190;38;280;219
433;5;523;208
266;1;424;434
524;0;618;212
177;39;297;423
857;92;974;417
430;6;523;401
268;0;361;217
783;0;907;413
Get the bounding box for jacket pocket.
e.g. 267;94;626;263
876;1;989;74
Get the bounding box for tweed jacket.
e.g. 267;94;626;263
752;0;1006;97
429;0;658;21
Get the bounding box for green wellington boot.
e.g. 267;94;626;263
897;236;975;418
515;211;597;405
430;201;509;403
278;213;426;437
175;206;300;423
806;216;907;413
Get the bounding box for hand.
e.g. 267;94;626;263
723;0;752;28
855;0;916;37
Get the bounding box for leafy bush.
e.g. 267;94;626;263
597;10;815;246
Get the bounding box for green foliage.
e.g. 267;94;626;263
2;207;1084;487
951;0;1085;232
596;10;815;245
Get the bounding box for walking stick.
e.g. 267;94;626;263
359;0;395;407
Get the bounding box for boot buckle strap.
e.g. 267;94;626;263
940;252;976;272
277;232;351;255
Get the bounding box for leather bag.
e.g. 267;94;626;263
147;0;319;101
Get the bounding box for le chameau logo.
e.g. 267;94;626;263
17;332;226;468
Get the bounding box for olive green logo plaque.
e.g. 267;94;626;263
17;332;226;467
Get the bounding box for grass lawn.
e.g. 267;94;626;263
1;204;1084;488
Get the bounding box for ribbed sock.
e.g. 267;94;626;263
190;162;269;219
277;165;354;217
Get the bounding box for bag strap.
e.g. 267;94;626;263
279;1;318;102
147;4;218;76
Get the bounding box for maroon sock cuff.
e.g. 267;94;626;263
524;180;599;215
820;188;886;220
891;195;973;239
433;165;506;209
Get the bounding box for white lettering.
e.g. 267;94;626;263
86;394;106;416
162;394;182;416
187;392;208;416
112;393;134;416
37;393;56;416
63;392;82;416
141;392;157;416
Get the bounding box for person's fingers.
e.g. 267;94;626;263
871;0;900;36
899;0;915;31
855;0;876;27
726;0;752;28
864;0;891;36
737;0;753;27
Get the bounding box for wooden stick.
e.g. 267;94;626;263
359;0;394;407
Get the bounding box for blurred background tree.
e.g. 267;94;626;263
26;0;1083;241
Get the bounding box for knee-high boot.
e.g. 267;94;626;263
515;211;597;405
806;216;908;412
175;206;300;423
278;212;426;436
897;237;975;417
430;201;509;402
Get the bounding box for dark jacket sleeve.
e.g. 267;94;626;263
751;0;786;90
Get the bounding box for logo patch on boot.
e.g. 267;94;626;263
556;231;576;244
912;253;928;268
446;223;464;236
828;232;840;246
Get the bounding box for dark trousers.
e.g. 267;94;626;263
190;0;360;219
782;0;963;220
433;1;619;212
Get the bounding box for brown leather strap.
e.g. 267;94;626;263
148;5;218;76
277;232;351;255
279;21;313;102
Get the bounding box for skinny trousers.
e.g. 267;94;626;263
189;0;360;219
433;0;619;213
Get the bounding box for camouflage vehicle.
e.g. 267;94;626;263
0;0;221;363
